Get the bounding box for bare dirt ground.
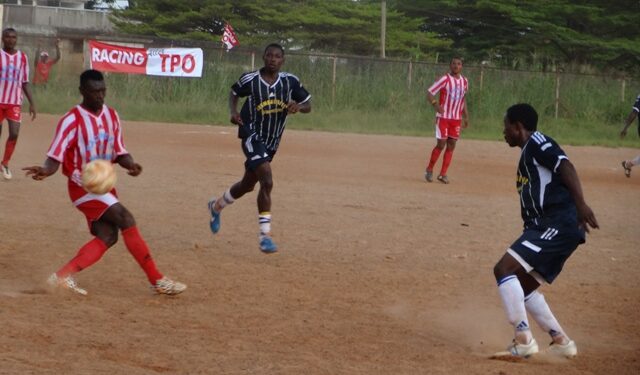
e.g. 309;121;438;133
1;114;638;374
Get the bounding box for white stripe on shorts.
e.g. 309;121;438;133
506;248;546;284
73;192;119;207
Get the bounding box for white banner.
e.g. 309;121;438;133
89;41;203;78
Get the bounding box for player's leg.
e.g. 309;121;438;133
494;253;537;353
100;203;161;283
101;203;186;294
426;119;447;181
1;118;20;179
438;120;461;182
254;161;277;253
53;221;116;278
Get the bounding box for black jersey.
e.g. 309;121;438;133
231;70;311;151
517;131;577;228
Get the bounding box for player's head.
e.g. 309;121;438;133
503;103;538;147
79;69;106;111
450;57;463;75
2;28;17;50
263;43;285;73
40;51;49;62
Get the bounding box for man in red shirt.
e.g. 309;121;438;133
23;69;186;296
33;39;60;85
424;57;469;184
0;28;36;180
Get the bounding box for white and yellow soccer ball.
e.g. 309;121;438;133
82;159;117;195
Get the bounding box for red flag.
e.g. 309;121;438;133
222;23;239;50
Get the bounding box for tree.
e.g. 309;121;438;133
111;0;449;58
394;0;640;73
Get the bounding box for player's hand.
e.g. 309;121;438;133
230;113;243;125
22;166;48;180
620;128;627;138
462;119;469;129
435;104;444;115
576;202;599;233
287;101;300;114
29;104;36;120
127;163;142;177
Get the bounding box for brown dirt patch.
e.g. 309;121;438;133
1;114;638;374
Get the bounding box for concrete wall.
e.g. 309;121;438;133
1;4;114;36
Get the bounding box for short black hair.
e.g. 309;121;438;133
506;103;538;131
80;69;104;87
264;43;284;56
2;28;16;36
451;56;463;63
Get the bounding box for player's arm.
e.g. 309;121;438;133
461;100;469;128
53;39;61;63
22;82;36;120
427;92;442;114
557;159;599;232
115;154;142;176
34;45;40;69
228;91;243;125
288;99;311;114
620;109;638;138
23;157;60;180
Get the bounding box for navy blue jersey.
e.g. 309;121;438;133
231;70;311;152
517;131;576;228
633;94;640;122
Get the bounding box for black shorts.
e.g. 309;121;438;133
241;133;276;171
508;224;585;284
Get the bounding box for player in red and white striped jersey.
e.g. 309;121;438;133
23;70;185;296
0;28;37;180
424;57;469;184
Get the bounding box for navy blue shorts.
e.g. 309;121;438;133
241;133;276;171
509;224;585;284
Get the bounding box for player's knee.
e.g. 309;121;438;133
259;176;273;191
493;262;507;281
99;230;118;247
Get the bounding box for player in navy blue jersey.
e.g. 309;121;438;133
208;43;311;253
492;103;599;359
620;94;639;138
620;94;640;177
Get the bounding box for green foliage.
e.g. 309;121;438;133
395;0;640;74
112;0;448;58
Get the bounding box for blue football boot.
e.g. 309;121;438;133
208;198;221;234
259;235;278;253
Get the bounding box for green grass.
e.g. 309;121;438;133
34;54;640;149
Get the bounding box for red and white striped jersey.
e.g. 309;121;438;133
0;49;29;105
47;104;128;185
427;73;468;120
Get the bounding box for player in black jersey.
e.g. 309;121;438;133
492;104;599;359
208;43;311;253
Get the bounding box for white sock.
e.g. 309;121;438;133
215;189;235;212
525;291;568;342
498;275;533;343
258;212;271;238
629;155;640;167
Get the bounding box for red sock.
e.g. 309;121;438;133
441;148;454;176
56;238;108;278
427;147;442;171
122;226;163;284
2;139;17;166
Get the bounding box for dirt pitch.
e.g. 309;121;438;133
1;114;639;374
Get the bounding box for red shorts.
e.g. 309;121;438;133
68;179;119;229
435;117;462;140
0;104;21;123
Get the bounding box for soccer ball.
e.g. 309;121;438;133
82;159;117;195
